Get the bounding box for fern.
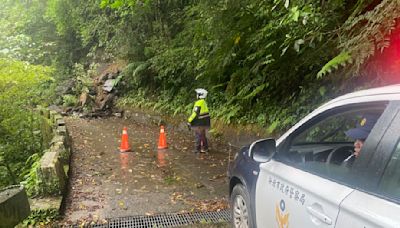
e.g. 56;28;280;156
317;52;351;78
132;62;150;78
338;0;400;76
243;84;266;100
21;153;41;196
348;0;376;18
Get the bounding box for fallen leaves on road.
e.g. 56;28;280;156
62;116;231;225
118;200;127;210
189;198;228;211
208;173;226;181
195;183;205;188
170;192;228;212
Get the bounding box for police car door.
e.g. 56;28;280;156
335;101;400;227
255;107;383;227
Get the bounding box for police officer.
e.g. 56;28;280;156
343;113;380;167
187;88;211;153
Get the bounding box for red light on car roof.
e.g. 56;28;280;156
368;25;400;83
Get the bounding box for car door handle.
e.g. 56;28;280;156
306;205;332;225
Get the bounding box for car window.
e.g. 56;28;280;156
293;112;357;144
378;139;400;201
276;105;385;187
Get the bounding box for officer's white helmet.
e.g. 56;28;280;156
195;88;208;99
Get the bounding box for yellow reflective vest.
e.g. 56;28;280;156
188;99;210;127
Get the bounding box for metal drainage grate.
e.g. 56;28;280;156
91;210;231;228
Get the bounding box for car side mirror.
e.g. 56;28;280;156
249;138;276;163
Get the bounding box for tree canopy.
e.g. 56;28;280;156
1;0;399;132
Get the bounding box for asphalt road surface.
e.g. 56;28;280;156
60;112;233;226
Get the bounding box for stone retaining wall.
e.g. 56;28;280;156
1;108;72;227
36;111;71;196
1;185;31;227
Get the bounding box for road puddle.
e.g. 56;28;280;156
156;149;169;168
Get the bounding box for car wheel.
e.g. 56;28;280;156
231;184;254;228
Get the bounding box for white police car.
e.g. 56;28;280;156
228;84;400;227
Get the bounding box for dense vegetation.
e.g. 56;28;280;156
0;58;53;189
41;0;400;131
0;0;399;188
3;0;399;129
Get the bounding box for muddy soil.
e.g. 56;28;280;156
60;111;247;226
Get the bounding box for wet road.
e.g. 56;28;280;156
60;113;232;225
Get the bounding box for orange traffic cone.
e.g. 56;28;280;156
158;125;168;149
119;127;131;152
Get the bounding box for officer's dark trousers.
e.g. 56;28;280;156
193;126;209;152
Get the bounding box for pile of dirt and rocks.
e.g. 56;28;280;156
59;63;124;118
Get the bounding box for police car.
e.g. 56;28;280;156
228;84;400;227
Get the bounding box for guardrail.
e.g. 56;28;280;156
36;111;71;196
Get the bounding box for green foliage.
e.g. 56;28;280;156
20;154;42;196
0;58;54;188
121;62;152;91
3;0;393;136
116;0;357;132
111;0;340;130
317;52;351;78
164;175;177;185
72;63;97;95
0;0;57;64
22;209;59;226
325;0;400;76
62;95;78;107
